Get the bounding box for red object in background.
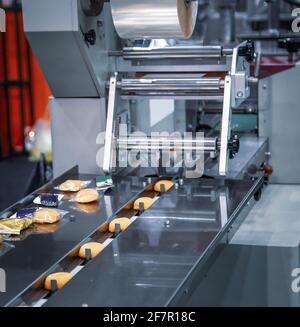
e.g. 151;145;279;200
0;7;51;158
250;55;296;79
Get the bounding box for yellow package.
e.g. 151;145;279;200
0;218;33;235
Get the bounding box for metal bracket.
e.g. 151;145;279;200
219;75;232;176
103;73;118;174
218;42;251;176
85;248;92;261
231;42;251;108
50;279;58;292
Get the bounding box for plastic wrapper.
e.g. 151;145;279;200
55;180;92;192
0;218;33;235
96;176;114;190
13;207;68;220
33;193;64;207
6;208;70;240
5;227;34;241
16;207;38;218
69;188;100;204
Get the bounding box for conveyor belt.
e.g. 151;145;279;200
0;167;159;307
42;178;262;307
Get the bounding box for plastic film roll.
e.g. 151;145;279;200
110;0;198;40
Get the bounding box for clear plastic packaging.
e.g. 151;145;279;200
55;180;92;192
3;208;70;240
12;207;68;220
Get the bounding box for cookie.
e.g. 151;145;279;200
154;180;174;193
44;272;73;290
78;242;105;259
33;209;61;224
133;197;155;211
109;218;132;233
75;189;99;204
59;180;85;192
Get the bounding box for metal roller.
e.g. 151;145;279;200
110;0;198;40
117;137;218;152
122;46;225;60
119;77;225;93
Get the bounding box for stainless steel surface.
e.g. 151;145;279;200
254;52;262;78
230;42;250;108
0;170;152;307
122;45;225;60
121;94;225;101
115;58;231;73
219;75;232;176
110;0;198;39
42;178;261;307
103;75;118;174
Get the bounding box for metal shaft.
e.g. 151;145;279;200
119;78;225;93
117;137;218;152
122;46;226;60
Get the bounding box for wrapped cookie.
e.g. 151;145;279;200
57;180;91;192
33;209;61;224
74;189;100;204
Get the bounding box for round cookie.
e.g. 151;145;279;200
133;197;155;211
75;188;99;204
33;209;61;224
44;272;73;290
78;242;105;259
59;180;85;192
154;180;174;193
109;218;132;233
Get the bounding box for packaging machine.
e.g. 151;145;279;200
0;0;299;307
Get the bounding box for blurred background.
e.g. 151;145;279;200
0;0;51;211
